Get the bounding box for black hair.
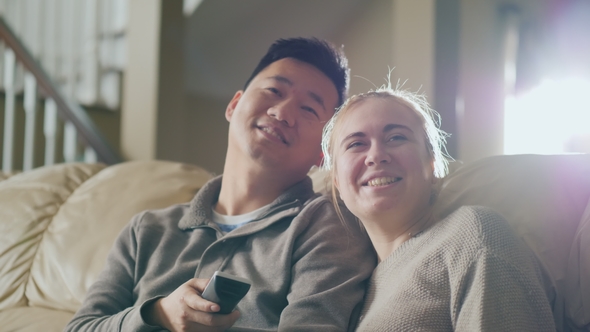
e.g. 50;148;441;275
243;37;350;106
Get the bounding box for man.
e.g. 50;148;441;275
66;37;376;331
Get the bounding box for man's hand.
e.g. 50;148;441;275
146;278;240;332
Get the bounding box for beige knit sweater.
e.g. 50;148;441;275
356;206;556;331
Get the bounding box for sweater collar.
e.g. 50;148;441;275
178;174;315;230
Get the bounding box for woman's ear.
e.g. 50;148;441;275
333;174;339;190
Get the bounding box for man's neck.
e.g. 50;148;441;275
216;160;302;216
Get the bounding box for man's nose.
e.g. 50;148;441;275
365;143;391;166
268;99;297;127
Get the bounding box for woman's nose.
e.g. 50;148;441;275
268;100;296;127
365;143;391;166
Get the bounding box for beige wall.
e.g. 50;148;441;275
182;93;229;175
121;0;161;161
457;0;506;163
121;0;186;163
334;0;435;101
333;0;395;95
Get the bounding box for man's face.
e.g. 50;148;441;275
225;57;339;180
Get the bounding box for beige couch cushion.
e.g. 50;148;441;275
0;307;73;332
0;160;212;315
0;163;105;311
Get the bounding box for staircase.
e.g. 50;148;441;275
0;14;122;173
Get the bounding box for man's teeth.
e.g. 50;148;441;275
367;177;400;187
262;127;285;143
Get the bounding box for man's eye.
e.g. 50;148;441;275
266;87;281;96
302;106;318;118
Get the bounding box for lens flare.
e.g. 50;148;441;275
504;77;590;155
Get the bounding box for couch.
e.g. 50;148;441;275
0;154;589;331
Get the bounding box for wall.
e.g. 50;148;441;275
333;0;395;95
457;0;506;163
182;92;229;175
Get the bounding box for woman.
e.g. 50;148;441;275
321;87;556;331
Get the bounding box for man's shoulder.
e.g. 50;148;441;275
295;195;369;240
298;194;337;220
130;202;192;230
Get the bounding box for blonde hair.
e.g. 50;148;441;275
321;84;451;222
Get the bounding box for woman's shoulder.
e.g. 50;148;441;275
443;205;510;235
440;205;530;261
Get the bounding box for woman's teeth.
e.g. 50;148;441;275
367;177;400;187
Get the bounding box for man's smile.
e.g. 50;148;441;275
259;125;289;145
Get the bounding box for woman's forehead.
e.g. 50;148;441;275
338;97;422;131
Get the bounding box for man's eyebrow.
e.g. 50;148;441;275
267;75;326;111
308;92;326;111
268;75;293;86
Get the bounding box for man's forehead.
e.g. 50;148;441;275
255;59;338;109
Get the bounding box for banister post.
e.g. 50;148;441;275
2;48;16;173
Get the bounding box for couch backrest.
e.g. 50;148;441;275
0;161;212;312
435;154;590;331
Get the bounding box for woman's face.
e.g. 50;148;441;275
333;97;435;223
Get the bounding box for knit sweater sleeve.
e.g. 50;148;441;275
64;212;163;332
454;246;556;331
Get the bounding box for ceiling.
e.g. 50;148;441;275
183;0;366;99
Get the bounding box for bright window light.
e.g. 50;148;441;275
504;77;590;155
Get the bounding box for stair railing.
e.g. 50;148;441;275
0;15;122;173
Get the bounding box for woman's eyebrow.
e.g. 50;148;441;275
384;123;412;133
340;132;366;147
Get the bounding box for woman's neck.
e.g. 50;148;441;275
363;208;435;262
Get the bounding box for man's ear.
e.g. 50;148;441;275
314;152;324;167
225;90;244;122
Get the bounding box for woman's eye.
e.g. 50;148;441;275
389;135;406;141
346;141;363;150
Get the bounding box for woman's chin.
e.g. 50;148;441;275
353;200;398;220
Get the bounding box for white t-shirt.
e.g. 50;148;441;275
212;204;270;233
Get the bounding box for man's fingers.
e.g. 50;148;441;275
191;309;241;329
157;278;240;331
186;277;211;293
181;291;220;313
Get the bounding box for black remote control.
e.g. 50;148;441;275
201;271;252;314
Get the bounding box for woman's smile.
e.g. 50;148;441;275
364;176;402;187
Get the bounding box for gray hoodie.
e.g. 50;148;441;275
65;175;376;331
